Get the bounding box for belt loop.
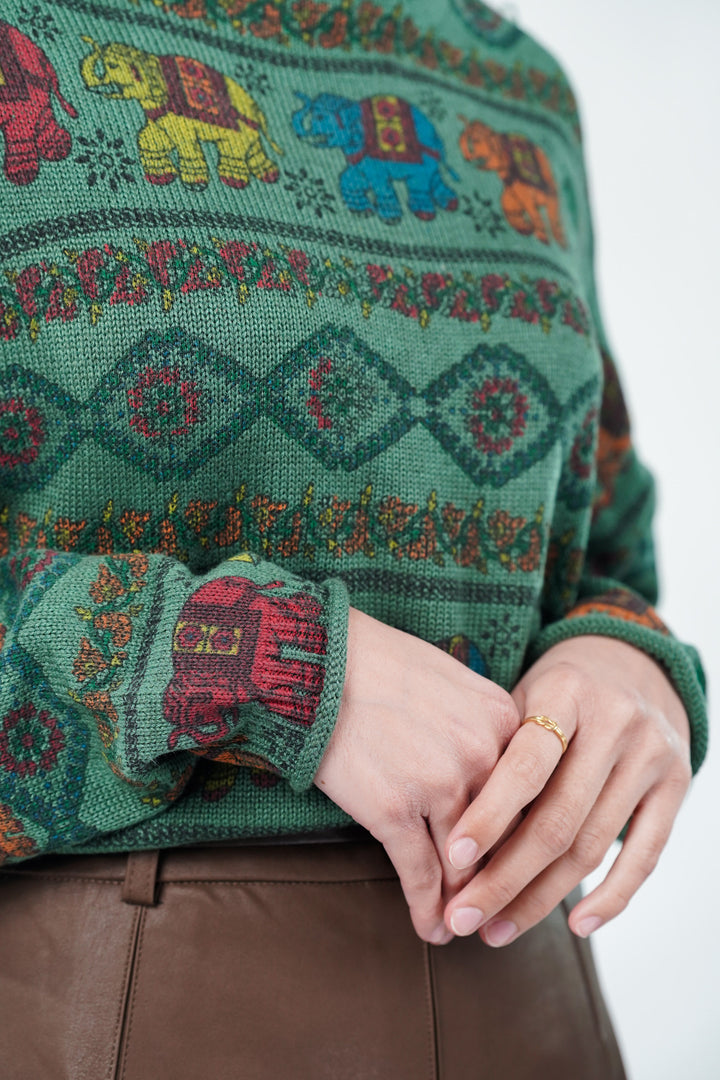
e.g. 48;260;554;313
121;850;161;907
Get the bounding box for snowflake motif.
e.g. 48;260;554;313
233;62;272;97
18;4;59;42
459;191;506;237
283;168;337;219
74;129;137;192
306;358;378;435
417;91;448;123
478;616;523;668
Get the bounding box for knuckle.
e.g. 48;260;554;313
570;827;608;873
535;804;577;857
383;792;415;830
488;690;520;745
537;660;588;715
523;889;553;923
383;778;436;829
635;835;664;879
610;888;632;916
487;877;517;911
636;852;660;882
675;741;693;776
408;860;442;895
644;723;677;769
615;684;646;718
508;748;547;793
670;757;693;791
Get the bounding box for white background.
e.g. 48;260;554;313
511;3;719;1078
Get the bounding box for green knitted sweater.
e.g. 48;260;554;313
0;0;707;863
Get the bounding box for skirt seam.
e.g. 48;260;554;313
424;941;441;1080
115;907;148;1080
107;905;144;1080
560;894;626;1076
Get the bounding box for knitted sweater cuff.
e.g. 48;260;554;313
527;598;708;775
160;565;350;793
283;576;349;792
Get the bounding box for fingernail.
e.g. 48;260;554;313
575;915;603;938
483;919;517;947
430;925;454;946
450;907;484;936
449;837;479;870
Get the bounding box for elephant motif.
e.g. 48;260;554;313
0;20;78;186
162;577;327;750
79;37;282;190
292;92;458;224
458;117;566;246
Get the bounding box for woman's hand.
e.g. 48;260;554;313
314;607;520;945
443;636;692;945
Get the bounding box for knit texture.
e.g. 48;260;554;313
0;0;707;862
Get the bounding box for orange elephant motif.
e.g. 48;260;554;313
458;118;566;247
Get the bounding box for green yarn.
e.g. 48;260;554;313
0;0;706;862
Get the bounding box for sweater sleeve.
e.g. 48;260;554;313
527;159;707;775
0;541;348;864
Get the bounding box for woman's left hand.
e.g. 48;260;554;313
443;635;692;946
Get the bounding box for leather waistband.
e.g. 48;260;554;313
0;829;395;902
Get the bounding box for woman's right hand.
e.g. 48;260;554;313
314;607;520;944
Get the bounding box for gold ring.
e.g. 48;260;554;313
521;714;569;754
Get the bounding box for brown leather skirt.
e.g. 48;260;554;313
0;839;626;1080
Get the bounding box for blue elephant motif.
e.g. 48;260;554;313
292;92;458;224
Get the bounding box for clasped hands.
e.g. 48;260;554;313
314;607;692;946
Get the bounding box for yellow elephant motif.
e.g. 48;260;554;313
80;37;282;190
458;117;566;247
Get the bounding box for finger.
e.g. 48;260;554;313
445;735;615;936
427;808;478;906
466;763;684;947
470;767;643;946
567;778;687;938
446;707;578;872
438;811;524;935
381;823;453;945
486;810;524;860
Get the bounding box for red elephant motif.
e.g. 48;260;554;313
0;20;78;186
162;577;327;750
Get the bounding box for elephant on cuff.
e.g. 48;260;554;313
0;20;78;186
79;37;282;191
292;91;458;224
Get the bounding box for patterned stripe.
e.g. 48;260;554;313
313;568;537;606
49;0;580;141
0;483;547;578
0;208;575;277
0;237;586;347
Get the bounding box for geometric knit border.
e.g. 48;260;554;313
2;325;596;491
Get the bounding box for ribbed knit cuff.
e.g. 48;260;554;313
527;613;708;774
285;576;349;792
